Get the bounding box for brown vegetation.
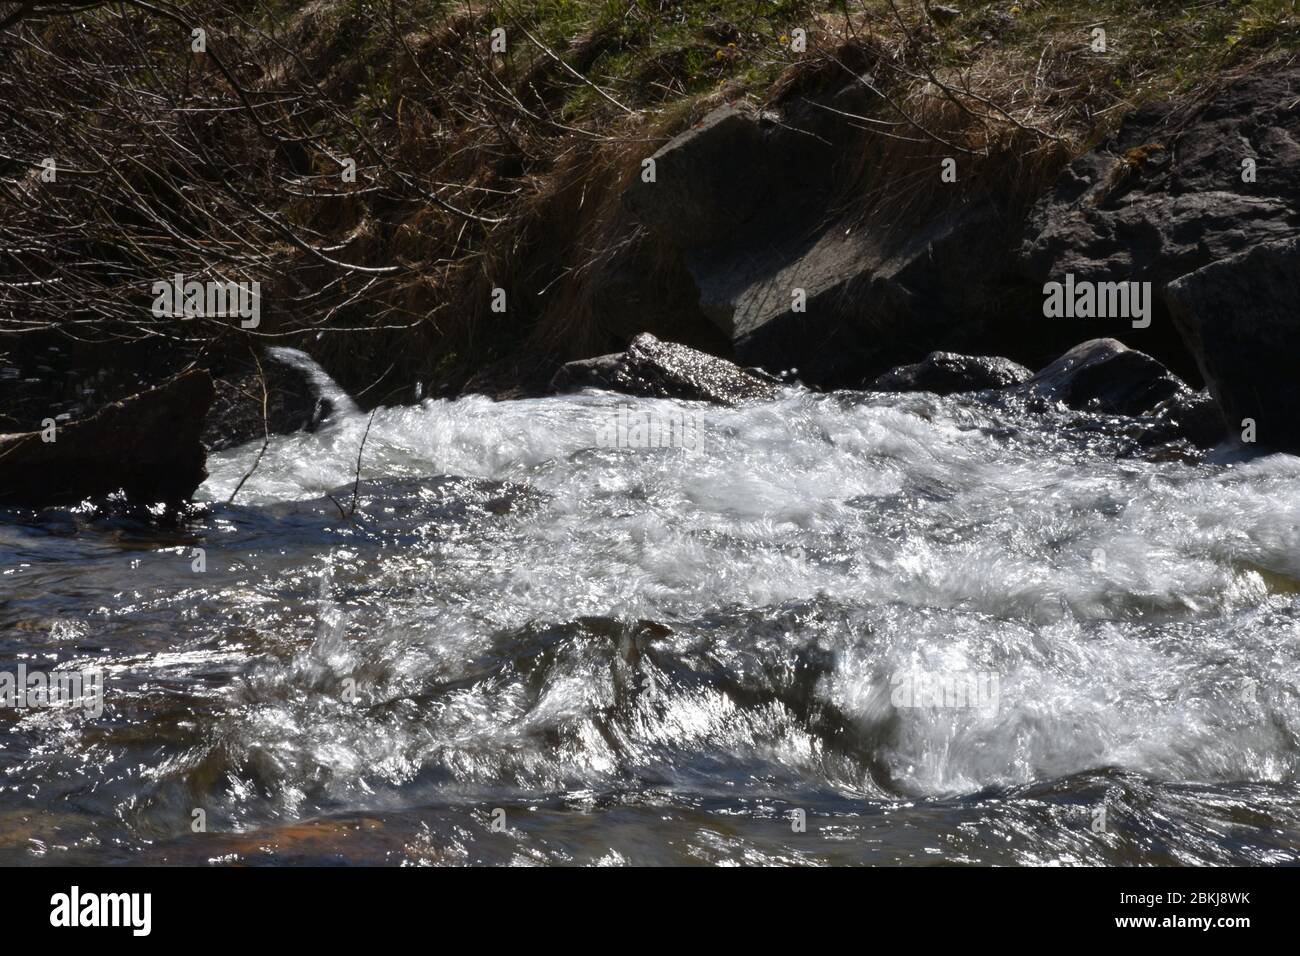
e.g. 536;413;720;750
1;1;1295;413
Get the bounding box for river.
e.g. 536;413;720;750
2;357;1299;864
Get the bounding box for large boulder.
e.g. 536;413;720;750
1022;68;1300;284
1021;338;1186;416
549;333;782;405
869;351;1031;395
622;90;1017;388
0;370;214;506
1165;236;1300;451
1020;66;1300;378
621;105;782;250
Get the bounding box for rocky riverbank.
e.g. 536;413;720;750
4;5;1300;505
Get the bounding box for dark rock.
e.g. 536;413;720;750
1103;388;1224;462
0;370;214;506
547;352;624;393
0;333;333;454
622;93;1015;388
1165;235;1300;452
549;333;782;405
0;335;176;434
1022;338;1187;416
203;355;324;451
1144;389;1225;450
622;105;776;249
1022;69;1300;286
715;207;1004;387
1020;67;1300;378
869;351;1032;394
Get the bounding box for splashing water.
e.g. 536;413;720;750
266;345;360;419
3;353;1300;865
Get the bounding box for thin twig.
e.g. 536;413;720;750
347;409;377;518
511;18;636;116
227;347;271;505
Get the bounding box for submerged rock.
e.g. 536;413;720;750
0;370;214;506
1022;338;1186;416
1165;236;1300;453
1095;389;1226;463
869;352;1032;395
549;333;782;405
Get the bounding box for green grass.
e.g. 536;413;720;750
239;0;1300;147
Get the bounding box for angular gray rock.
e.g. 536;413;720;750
621;105;777;250
607;62;1300;397
0;370;214;506
549;333;782;405
1020;67;1300;379
1023;338;1186;416
1021;68;1300;287
1165;236;1300;451
622;93;1013;388
869;351;1032;395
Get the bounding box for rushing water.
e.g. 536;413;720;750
3;357;1300;866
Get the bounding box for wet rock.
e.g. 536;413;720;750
549;333;782;405
1165;236;1300;453
869;351;1031;395
0;370;214;506
1111;389;1224;462
1148;389;1225;450
1022;338;1187;416
613;333;785;404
